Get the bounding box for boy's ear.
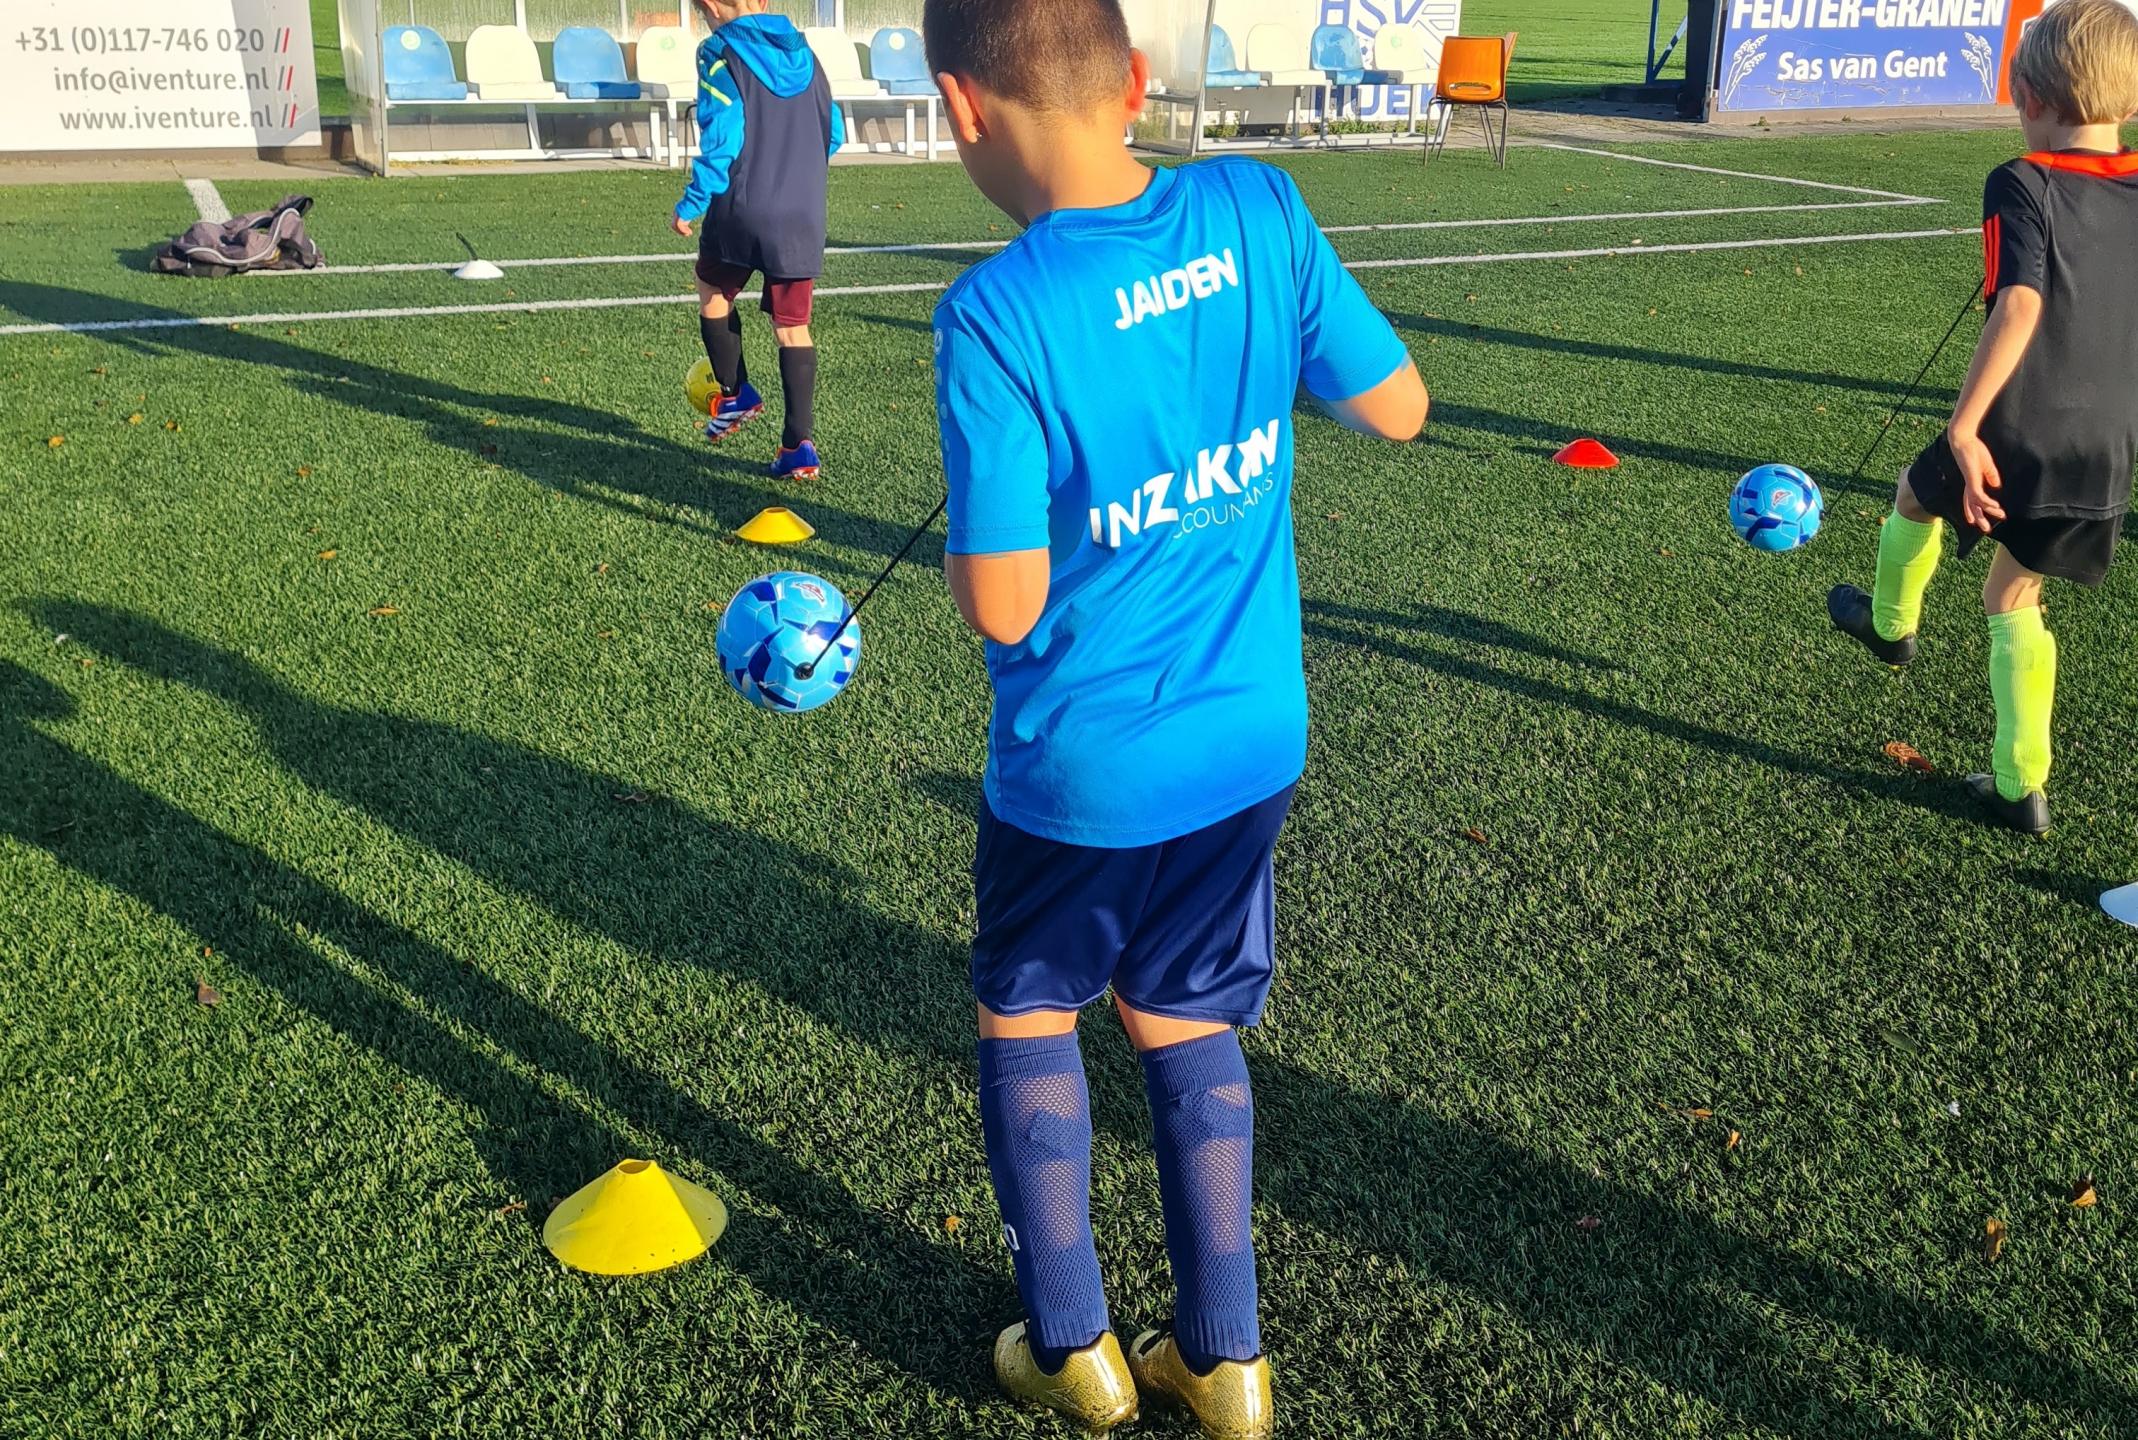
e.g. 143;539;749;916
938;70;986;143
1122;49;1151;121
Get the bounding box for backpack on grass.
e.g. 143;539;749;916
152;195;324;278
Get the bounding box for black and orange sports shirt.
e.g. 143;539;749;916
1978;149;2138;522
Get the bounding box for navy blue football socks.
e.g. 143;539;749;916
1142;1030;1261;1375
977;1032;1109;1373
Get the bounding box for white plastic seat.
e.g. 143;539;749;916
464;25;556;101
1371;24;1441;136
636;25;701;168
1245;22;1325;87
805;26;888;100
634;26;697;98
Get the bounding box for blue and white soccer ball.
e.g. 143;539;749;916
1729;464;1824;552
716;571;860;713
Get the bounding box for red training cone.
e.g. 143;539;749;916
1553;438;1619;469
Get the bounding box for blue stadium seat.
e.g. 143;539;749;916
553;27;642;100
1311;24;1401;86
868;27;936;97
382;26;469;101
1204;26;1264;88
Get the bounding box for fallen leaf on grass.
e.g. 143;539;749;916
2072;1175;2098;1208
297;465;312;478
1984;1217;2007;1261
595;563;610;576
1726;1130;1742;1151
1461;827;1489;846
1574;1215;1603;1233
194;979;222;1009
318;549;338;561
597;630;616;640
496;1200;527;1217
126;413;144;425
943;1215;962;1234
1883;741;1934;774
46;435;63;448
367;605;399;617
162;420;180;432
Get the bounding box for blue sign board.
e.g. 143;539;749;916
1716;0;2016;112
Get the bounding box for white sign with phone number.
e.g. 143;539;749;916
2;0;319;151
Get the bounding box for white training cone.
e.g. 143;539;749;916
2103;884;2138;929
454;258;506;281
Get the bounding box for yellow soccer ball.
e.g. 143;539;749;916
684;358;720;416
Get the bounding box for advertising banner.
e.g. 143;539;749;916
1714;0;2030;112
1;0;320;152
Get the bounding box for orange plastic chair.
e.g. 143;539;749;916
1427;32;1516;166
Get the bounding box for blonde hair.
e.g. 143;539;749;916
2010;0;2138;124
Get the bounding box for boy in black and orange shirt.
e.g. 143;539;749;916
1830;0;2138;833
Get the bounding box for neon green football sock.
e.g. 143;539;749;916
1987;605;2057;802
1871;513;1943;642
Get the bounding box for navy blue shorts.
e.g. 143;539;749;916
970;785;1295;1027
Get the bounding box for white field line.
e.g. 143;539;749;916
1530;142;1940;203
183;178;231;223
0;228;1972;338
243;197;1938;277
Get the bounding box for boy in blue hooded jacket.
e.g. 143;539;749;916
669;0;842;478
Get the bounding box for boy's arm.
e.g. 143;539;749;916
1283;174;1427;441
936;306;1053;645
947;551;1049;644
1317;357;1429;441
1947;286;2043;532
1947;164;2051;532
675;54;746;224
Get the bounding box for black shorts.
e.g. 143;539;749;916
1907;431;2122;587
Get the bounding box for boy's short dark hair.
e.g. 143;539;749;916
922;0;1133;114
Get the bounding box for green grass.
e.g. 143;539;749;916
1471;0;1689;102
313;0;348;121
5;129;2137;1438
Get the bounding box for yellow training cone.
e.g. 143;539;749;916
736;506;815;544
542;1159;728;1276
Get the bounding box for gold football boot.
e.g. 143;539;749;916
992;1322;1139;1432
1126;1328;1273;1439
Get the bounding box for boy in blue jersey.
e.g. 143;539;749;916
923;1;1428;1433
669;0;841;478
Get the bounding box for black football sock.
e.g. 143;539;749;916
702;312;746;397
779;345;817;449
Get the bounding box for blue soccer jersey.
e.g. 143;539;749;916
934;159;1410;848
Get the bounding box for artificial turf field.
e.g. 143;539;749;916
4;129;2136;1438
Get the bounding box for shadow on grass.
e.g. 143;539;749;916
0;650;1009;1401
0;280;935;581
1385;310;1964;409
16;609;2135;1434
1302;599;1979;823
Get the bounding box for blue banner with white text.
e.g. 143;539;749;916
1716;0;2019;112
